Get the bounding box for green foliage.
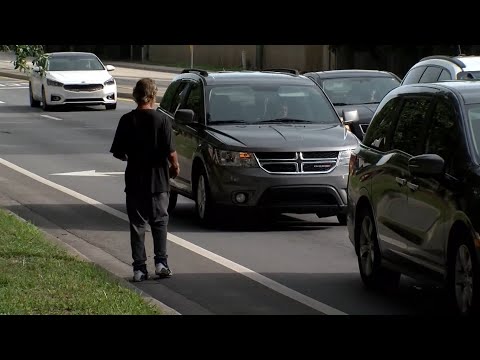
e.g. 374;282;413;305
0;45;48;74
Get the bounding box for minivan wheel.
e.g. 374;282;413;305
450;239;479;315
357;208;400;290
168;191;178;214
194;168;216;225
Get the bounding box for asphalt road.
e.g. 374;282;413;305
0;76;451;315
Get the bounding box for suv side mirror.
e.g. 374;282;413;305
342;110;360;125
408;154;445;177
106;65;115;72
32;66;41;73
174;109;195;124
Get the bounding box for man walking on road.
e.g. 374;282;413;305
110;78;180;282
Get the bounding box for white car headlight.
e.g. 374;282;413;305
46;78;63;87
213;149;257;167
104;77;115;86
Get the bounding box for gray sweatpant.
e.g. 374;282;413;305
126;192;169;272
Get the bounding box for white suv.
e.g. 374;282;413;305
401;55;480;85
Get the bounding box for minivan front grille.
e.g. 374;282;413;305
254;151;338;174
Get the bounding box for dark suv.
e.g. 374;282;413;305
347;80;480;315
158;69;359;226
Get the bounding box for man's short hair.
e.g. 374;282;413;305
133;78;158;104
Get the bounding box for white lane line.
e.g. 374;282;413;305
0;87;29;90
0;156;347;315
0;101;4;104
40;114;62;121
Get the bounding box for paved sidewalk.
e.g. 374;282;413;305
0;52;179;101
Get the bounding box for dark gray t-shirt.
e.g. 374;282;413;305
110;109;175;194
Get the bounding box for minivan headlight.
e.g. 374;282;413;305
213;149;258;167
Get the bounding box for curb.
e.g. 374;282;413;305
0;71;164;103
0;195;180;316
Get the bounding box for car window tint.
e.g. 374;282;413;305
363;97;399;151
160;80;180;113
438;69;452;81
182;82;204;122
391;97;433;156
425;99;458;174
402;66;427;85
419;67;442;83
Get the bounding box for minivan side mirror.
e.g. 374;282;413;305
408;154;445;177
174;109;195;124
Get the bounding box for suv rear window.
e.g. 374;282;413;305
402;66;427;85
206;84;340;125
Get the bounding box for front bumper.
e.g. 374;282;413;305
44;84;117;106
207;162;349;215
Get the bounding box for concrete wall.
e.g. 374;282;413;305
148;45;331;72
149;45;257;69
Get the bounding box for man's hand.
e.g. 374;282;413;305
169;163;180;179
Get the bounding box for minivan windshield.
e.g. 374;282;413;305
206;84;340;125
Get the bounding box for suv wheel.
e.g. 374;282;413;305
168;191;178;214
357;207;400;290
195;168;216;225
449;238;480;315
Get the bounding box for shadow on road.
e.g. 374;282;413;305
132;271;451;315
4;201;342;233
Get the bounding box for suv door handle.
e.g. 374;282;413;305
395;177;407;186
407;182;419;192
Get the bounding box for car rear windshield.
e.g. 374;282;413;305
322;76;400;106
47;55;105;71
206;84;340;125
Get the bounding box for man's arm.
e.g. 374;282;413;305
168;151;180;178
110;115;128;161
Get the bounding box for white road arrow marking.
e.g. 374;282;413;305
51;170;124;177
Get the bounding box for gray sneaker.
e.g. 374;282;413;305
155;263;172;278
133;270;148;282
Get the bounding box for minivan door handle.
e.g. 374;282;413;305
407;182;419;192
395;177;407;186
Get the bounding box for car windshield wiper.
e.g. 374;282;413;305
208;120;248;125
332;102;349;106
256;118;314;124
